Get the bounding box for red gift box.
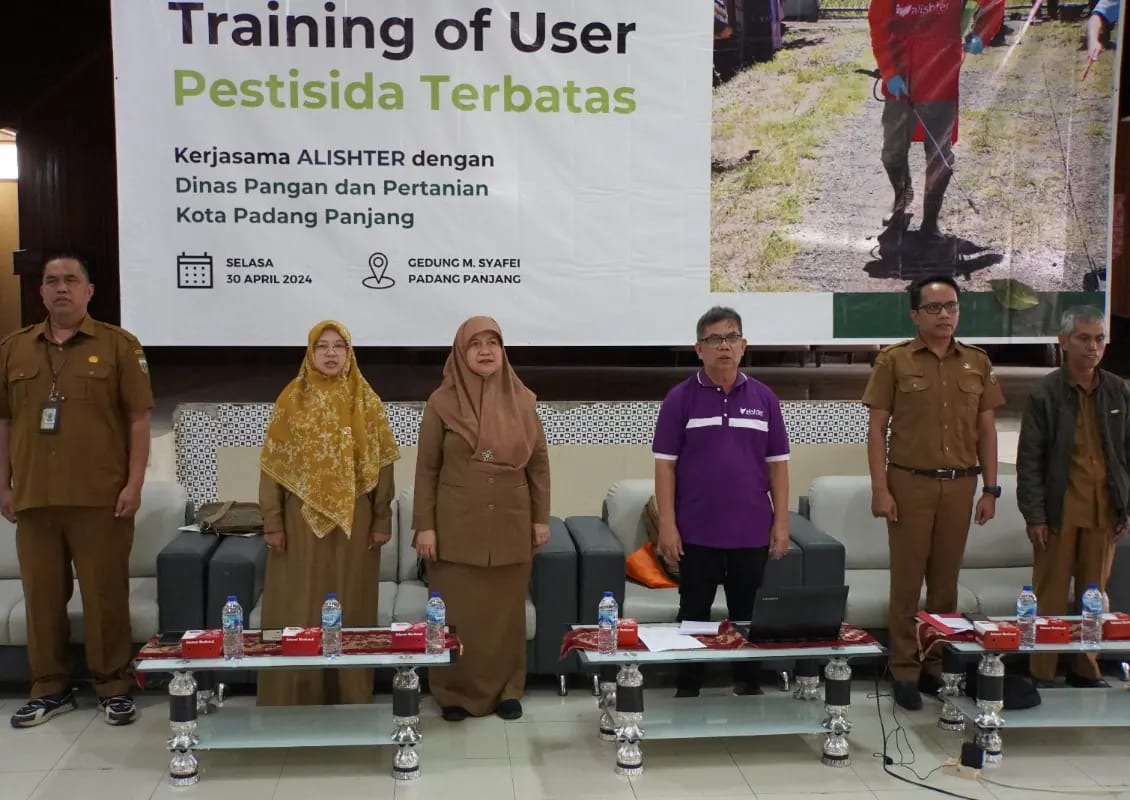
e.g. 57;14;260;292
974;621;1020;650
391;622;428;651
180;630;223;659
1035;617;1071;644
281;626;321;656
1103;612;1130;640
618;619;639;648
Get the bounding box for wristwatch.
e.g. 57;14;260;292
982;485;1002;498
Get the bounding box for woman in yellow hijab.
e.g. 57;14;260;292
256;321;400;706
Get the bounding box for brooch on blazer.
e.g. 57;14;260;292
480;449;495;462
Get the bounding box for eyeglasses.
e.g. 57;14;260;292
313;343;349;354
699;333;744;348
917;302;960;315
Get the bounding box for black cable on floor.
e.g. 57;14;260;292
978;775;1120;796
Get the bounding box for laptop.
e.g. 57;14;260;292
744;585;849;643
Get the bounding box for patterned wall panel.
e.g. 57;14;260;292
174;400;867;507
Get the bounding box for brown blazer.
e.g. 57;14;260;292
413;402;550;567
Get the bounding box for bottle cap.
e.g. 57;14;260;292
1022;585;1032;591
326;592;337;600
602;591;613;597
430;590;440;598
226;595;237;602
1088;583;1099;590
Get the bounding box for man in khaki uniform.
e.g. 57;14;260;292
1018;306;1130;687
0;254;153;727
863;275;1004;710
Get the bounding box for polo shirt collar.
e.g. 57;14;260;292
696;370;749;390
1061;365;1101;394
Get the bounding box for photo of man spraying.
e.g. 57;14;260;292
869;0;1003;239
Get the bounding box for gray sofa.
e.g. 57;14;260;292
0;481;215;683
565;479;846;627
206;487;579;690
800;474;1130;630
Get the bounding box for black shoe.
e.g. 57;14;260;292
441;706;469;722
1065;672;1109;688
733;680;764;696
1033;678;1058;689
917;671;943;698
99;695;137;726
892;681;923;711
496;699;523;720
10;689;78;728
674;685;701;698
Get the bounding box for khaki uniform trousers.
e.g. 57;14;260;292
15;507;134;698
1030;524;1116;681
887;469;977;681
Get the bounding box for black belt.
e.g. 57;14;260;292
890;463;981;480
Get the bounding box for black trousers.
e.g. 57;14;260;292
676;543;770;689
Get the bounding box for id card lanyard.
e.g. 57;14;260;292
40;339;68;434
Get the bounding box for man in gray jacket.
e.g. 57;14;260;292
1017;306;1130;686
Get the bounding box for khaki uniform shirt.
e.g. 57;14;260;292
1062;380;1116;530
0;316;154;511
412;403;550;568
862;338;1005;469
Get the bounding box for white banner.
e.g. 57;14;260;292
112;0;714;346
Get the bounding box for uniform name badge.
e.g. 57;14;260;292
39;401;61;434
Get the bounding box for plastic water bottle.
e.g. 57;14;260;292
597;591;619;655
1081;583;1104;649
1016;585;1038;650
221;595;244;660
321;593;343;657
425;591;446;655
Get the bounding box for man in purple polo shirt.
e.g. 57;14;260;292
653;306;792;697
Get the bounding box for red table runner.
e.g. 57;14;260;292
134;629;462;662
915;614;1081;659
560;621;877;660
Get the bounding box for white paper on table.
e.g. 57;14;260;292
678;621;721;635
638;626;707;652
178;523;202;533
922;613;973;633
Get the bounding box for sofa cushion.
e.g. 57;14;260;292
844;569;980;629
603;480;654;555
8;578;160;644
0;579;27;644
248;580;397;628
808;477;890;570
959;567;1066;616
396;488;420;583
129;482;190;578
622;582;730;624
393;579;535;638
0;518;18;579
960;477;1030;568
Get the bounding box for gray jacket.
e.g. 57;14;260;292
1016;367;1130;531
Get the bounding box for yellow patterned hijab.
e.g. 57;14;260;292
260;321;400;537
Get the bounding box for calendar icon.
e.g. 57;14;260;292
177;253;214;289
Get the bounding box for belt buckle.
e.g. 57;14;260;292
940;468;957;480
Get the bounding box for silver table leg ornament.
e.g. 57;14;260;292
167;670;200;786
390;666;422;780
598;677;618;741
614;663;645;776
821;657;852;768
937;647;966;732
973;653;1005;767
794;660;822;701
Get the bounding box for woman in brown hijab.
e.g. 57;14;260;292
256;320;400;706
413;316;550;721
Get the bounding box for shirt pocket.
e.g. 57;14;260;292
958;372;985;411
896;373;931;393
6;364;40;411
75;362;114;403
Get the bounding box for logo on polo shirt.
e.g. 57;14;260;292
739;407;765;417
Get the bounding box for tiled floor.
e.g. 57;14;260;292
2;684;1130;800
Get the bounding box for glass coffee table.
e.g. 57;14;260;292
573;624;886;776
133;628;457;787
934;617;1130;768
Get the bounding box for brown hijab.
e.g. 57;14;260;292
428;316;540;470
